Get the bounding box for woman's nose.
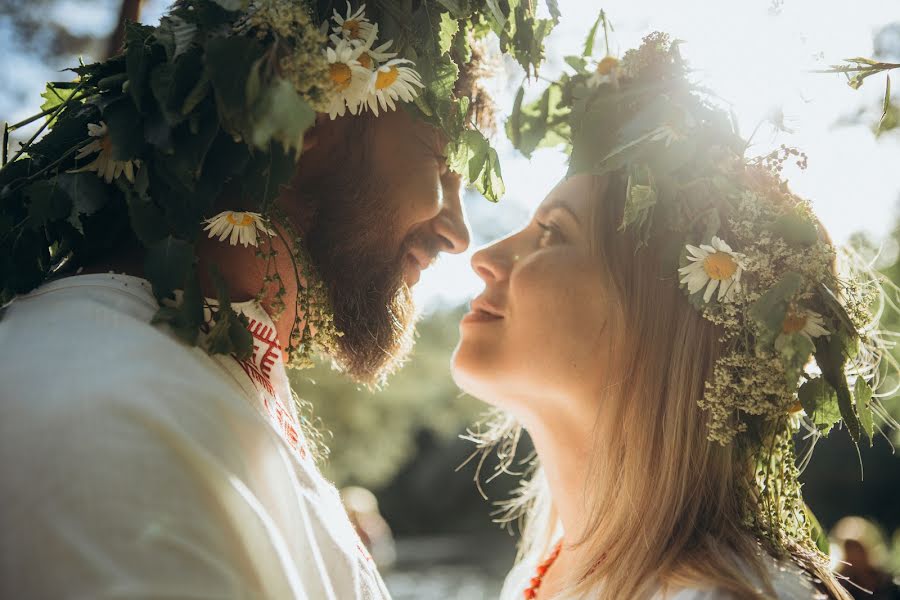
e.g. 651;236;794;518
471;238;516;283
432;172;470;254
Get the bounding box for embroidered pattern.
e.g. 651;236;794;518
230;312;308;460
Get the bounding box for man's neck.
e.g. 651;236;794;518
194;224;303;352
78;226;304;354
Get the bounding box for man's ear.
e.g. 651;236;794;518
302;115;326;152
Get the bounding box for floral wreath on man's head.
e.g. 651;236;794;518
506;22;899;565
0;0;558;369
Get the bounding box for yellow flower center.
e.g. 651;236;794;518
330;63;352;91
596;56;619;75
702;252;738;281
342;19;361;39
375;66;399;90
357;52;373;69
226;212;254;227
781;310;808;334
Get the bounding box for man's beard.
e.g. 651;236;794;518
303;195;421;387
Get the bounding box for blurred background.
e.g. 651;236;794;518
3;0;899;597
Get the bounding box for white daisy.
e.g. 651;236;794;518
364;58;424;116
587;55;619;88
325;39;372;119
332;2;376;42
339;26;397;69
69;121;140;184
678;236;745;303
203;211;274;248
780;307;829;344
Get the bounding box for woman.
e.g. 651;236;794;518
452;33;896;600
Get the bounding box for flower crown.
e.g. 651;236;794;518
507;24;898;557
0;0;557;366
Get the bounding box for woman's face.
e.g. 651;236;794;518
452;174;616;423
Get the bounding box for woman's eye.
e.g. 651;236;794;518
537;221;563;246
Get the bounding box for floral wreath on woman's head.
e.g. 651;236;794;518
0;0;558;368
506;24;899;564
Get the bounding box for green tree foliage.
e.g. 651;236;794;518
291;306;485;489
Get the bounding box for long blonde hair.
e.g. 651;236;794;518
471;174;852;600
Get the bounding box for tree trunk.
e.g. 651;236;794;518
105;0;144;58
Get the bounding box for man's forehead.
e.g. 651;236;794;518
374;110;444;162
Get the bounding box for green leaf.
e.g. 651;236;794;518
855;376;874;444
24;180;71;229
103;98;144;161
564;55;588;73
878;74;892;134
125;22;156;112
771;211;817;247
818;282;858;342
211;0;246;10
205;265;253;360
621;163;657;243
814;334;860;442
447;129;504;202
749;271;803;338
798;377;842;434
151;266;204;345
438;12;459;55
773;330;815;387
144;235;194;299
582;10;604;57
56;172;110;233
804;503;830;554
248;78;315;154
477;145;505;202
545;0;561;21
125;165;168;244
205;35;264;129
40;82;81;128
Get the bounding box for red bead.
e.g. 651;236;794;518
524;590;537;600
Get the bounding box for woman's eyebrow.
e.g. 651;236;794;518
540;199;581;226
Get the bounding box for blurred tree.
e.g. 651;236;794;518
291;306;486;489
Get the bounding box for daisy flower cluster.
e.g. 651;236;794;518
324;3;424;119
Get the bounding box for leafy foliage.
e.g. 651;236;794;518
1;0;557;358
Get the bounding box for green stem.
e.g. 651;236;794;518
6;93;89;132
2;79;89;170
2;139;91;199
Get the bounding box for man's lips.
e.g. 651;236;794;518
404;250;434;286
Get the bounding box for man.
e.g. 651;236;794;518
0;1;554;598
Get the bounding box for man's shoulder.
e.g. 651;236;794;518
0;274;251;427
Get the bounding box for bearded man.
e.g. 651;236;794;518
0;1;554;597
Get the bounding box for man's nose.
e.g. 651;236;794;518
432;172;470;254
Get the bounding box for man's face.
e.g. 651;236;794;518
295;109;470;385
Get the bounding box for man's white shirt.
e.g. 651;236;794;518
0;273;391;599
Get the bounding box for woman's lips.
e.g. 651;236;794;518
461;309;504;324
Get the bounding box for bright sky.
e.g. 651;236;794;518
2;1;898;312
417;0;900;311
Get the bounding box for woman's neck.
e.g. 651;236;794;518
521;404;597;552
520;407;597;597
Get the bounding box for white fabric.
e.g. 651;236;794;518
0;273;390;600
500;542;821;600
